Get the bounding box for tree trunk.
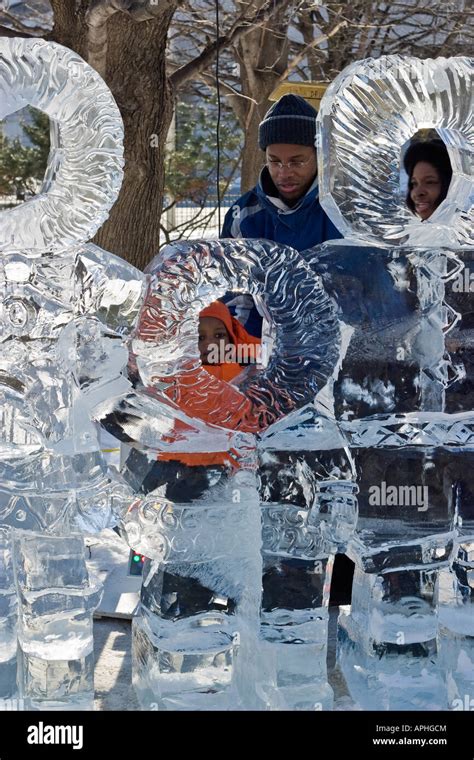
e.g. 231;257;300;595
297;8;326;82
92;11;176;270
233;0;289;193
50;0;80;51
50;0;178;270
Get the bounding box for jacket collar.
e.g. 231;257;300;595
256;166;319;214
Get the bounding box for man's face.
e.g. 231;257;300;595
265;143;317;203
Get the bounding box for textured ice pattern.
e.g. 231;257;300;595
111;54;471;711
256;408;358;709
0;38;123;253
134;239;339;431
317;55;472;247
0;38;143;710
116;239;341;709
3;37;472;714
306;54;473;710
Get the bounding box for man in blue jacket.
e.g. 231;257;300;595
221;93;341;335
221;94;353;607
221;93;340;251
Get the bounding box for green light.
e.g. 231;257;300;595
133;555;140;562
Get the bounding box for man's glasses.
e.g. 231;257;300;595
266;156;314;171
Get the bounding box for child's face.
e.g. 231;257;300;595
198;317;231;364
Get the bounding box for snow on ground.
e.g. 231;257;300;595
93;617;139;711
86;531;140;710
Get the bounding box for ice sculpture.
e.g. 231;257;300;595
303;55;473;709
0;37;145;709
257;409;358;709
1;32;353;712
113;238;343;709
0;35;343;711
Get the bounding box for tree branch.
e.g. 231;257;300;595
277;19;348;82
0;23;33;38
198;70;257;125
170;0;294;90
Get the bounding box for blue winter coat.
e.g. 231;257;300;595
220;168;342;335
221;167;341;251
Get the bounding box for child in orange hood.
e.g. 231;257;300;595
198;301;262;383
158;301;262;468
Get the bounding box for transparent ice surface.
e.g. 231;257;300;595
0;38;143;709
0;39;123;253
2;37;472;713
125;54;472;711
128;238;340;433
257;406;358;709
130;461;262;711
317;55;473;247
114;239;341;710
308;53;474;710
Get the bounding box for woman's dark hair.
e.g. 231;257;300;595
403;139;453;214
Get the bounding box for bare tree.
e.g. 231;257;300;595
0;0;295;267
292;0;473;83
169;0;304;191
170;0;472;191
1;0;471;259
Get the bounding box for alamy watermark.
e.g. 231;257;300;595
451;694;474;711
27;721;83;750
368;482;428;512
452;267;474;293
0;697;24;710
205;340;267;366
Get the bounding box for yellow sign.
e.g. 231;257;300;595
269;81;330;109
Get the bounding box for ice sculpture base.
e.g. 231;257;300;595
337;606;447;710
19;650;95;711
258;600;334;710
258;639;334;710
132;609;238;710
439;626;474;709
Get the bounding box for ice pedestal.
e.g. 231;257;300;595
334;444;460;709
439;251;474;707
118;237;341;710
440;447;474;705
338;606;445;711
310;53;473;710
0;37;144;710
257;406;358;710
303;242;464;708
12;531;102;710
439;540;474;707
259;557;334;710
338;550;450;710
0;528;18;700
123;455;262;711
133;572;240;711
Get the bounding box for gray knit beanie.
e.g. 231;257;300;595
258;94;317;150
